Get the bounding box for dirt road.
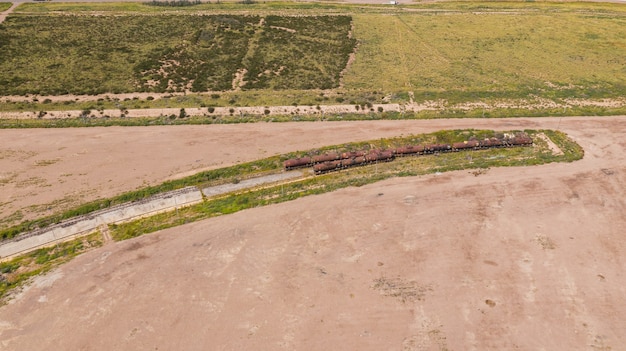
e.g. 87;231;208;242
0;116;625;350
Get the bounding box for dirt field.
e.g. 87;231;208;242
0;116;625;350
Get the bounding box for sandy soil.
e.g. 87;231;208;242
0;116;625;350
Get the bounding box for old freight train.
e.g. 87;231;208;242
284;134;533;175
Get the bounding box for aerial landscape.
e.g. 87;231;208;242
0;0;625;349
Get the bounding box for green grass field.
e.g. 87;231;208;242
345;10;626;102
0;14;354;95
0;1;625;113
12;1;360;14
0;3;11;12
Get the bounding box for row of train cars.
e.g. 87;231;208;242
284;134;534;174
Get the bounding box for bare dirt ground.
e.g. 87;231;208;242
0;116;625;350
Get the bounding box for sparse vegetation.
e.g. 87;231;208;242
0;233;102;303
0;156;282;240
344;6;626;103
0;14;355;95
0;1;622;117
2;104;626;129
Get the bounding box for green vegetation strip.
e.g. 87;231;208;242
345;10;626;102
13;1;362;13
0;14;354;95
0;157;282;238
0;233;102;303
0;3;12;12
13;1;626;14
3;104;626;130
109;129;583;240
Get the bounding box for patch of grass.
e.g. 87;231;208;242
541;129;584;162
13;1;361;13
0;3;12;12
344;11;626;101
0;14;355;95
0;210;23;229
243;15;355;90
0;233;102;304
34;158;60;166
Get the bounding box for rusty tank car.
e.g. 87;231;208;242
313;152;340;163
284;157;313;170
286;134;533;175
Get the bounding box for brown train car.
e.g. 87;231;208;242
395;145;425;156
378;150;395;161
284;157;312;170
314;160;341;174
478;139;493;148
313;152;340;163
341;151;365;159
425;144;451;153
452;140;479;151
365;150;381;162
354;156;367;165
508;136;533;146
489;138;505;147
341;158;358;168
423;144;436;153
